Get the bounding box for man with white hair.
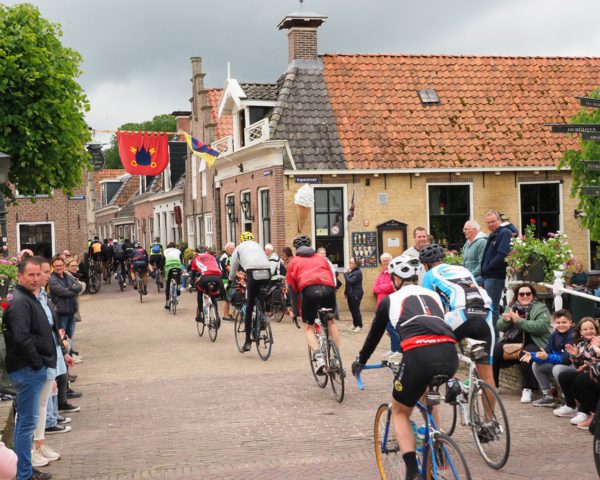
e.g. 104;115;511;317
220;242;236;322
462;220;487;278
265;244;285;277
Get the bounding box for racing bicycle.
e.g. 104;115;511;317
196;279;221;341
167;268;182;315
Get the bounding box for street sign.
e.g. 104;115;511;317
584;161;600;171
87;144;105;171
547;123;600;134
581;186;600;196
295;177;320;184
583;133;600;141
68;195;86;200
577;97;600;109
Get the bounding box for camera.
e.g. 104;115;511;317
512;304;527;317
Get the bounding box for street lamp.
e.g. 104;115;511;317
0;152;10;257
225;196;237;223
240;193;253;221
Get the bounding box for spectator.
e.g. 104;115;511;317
480;211;517;326
492;283;551;404
265;244;285;277
373;252;400;353
282;247;300;320
317;247;340;320
569;261;588;291
220;242;236;322
17;249;34;264
462;220;487;278
555;317;600;429
402;227;429;259
520;309;575;407
344;257;364;332
0;441;17;480
3;256;56;480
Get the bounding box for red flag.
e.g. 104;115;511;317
117;131;169;175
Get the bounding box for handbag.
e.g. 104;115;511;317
502;327;525;361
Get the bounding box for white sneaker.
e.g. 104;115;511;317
553;405;577;417
73;354;83;364
314;353;326;375
353;326;362;333
520;388;533;404
37;444;60;461
570;412;588;425
31;448;49;467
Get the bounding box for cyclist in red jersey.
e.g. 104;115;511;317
286;235;339;374
191;247;224;323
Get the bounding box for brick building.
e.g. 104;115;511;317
186;6;600;310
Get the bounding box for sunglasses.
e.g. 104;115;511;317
518;292;532;297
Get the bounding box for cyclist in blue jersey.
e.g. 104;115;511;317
420;244;495;389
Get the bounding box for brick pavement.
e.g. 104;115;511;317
40;283;598;479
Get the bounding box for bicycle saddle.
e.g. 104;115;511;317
429;374;450;387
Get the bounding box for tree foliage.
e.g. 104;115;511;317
559;88;600;240
103;114;177;169
0;4;91;199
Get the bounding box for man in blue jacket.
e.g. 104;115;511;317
479;211;516;326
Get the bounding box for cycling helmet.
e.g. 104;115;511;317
134;242;142;249
388;255;421;279
154;236;160;242
240;231;254;242
293;235;312;249
419;244;445;265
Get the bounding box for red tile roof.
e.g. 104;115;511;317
321;54;600;169
207;89;233;139
92;169;127;204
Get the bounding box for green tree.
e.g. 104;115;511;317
103;114;177;169
0;4;91;198
559;88;600;240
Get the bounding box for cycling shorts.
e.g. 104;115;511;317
392;342;458;407
300;284;336;326
449;308;495;365
149;254;164;267
132;263;148;274
197;274;223;297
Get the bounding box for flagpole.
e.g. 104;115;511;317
91;129;180;134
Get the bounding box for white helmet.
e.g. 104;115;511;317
388;255;421;279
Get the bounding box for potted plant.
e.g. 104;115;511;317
506;222;575;282
0;257;17;299
443;250;463;266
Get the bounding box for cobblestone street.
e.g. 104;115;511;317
41;283;598;479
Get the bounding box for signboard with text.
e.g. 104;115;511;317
547;123;600;134
583;133;600;142
352;232;378;268
577;97;600;109
295;177;320;184
581;186;600;197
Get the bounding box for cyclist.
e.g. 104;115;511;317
101;238;114;280
112;239;127;287
190;246;223;321
228;231;271;352
130;242;149;295
352;255;458;480
163;242;184;310
286;235;339;374
89;235;103;266
419;244;496;390
149;236;165;287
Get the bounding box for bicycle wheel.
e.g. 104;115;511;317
196;305;205;337
469;380;510;469
156;271;162;293
170;280;177;315
118;273;124;292
88;272;101;294
256;313;273;361
138;279;143;303
436;383;458;436
594;417;600;476
234;310;246;353
308;346;328;388
373;403;403;480
208;300;219;342
328;339;345;403
424;432;472;480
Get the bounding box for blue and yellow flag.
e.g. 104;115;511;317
181;132;220;167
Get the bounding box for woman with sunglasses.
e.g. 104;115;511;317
492;283;551;403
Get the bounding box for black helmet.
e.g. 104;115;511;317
419;244;445;265
293;235;312;249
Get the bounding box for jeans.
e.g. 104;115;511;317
386;322;401;352
58;313;76;353
46;391;59;428
532;362;554;393
483;277;505;326
8;366;48;480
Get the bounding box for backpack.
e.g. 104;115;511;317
150;244;162;255
132;249;147;264
113;243;124;258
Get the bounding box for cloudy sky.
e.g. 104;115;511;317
4;0;600;143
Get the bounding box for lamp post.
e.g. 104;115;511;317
225;196;237;223
240;193;253;221
0;153;10;258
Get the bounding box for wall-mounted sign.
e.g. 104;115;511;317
263;169;273;176
581;186;600;197
87;144;105;171
295;177;320;184
68;195;86;200
352;231;378;268
583;133;600;141
577;97;600;109
584;161;600;171
547;123;600;134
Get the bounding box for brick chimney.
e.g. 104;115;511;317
277;4;327;63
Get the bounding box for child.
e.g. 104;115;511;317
554;317;600;428
520;309;574;407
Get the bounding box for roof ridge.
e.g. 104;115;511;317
320;53;600;60
269;67;298;137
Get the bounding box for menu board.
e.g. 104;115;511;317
352;232;378;268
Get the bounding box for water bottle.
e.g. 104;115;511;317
416;425;426;456
410;420;418;437
462;379;470;394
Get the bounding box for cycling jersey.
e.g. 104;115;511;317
164;248;183;278
286;246;335;294
90;241;102;255
132;248;148;267
191;252;222;278
228;241;270;281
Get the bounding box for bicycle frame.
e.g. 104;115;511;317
455;352;481;427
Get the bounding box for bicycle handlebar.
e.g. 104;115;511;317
355;363;385;391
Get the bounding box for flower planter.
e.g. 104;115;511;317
521;254;546;283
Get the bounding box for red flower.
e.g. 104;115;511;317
1;301;9;310
529;218;536;224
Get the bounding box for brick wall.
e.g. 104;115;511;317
288;28;318;62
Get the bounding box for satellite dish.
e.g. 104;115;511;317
87;144;105;171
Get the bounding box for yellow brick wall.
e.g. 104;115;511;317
284;172;590;313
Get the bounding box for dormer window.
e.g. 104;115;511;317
418;89;440;105
101;181;121;207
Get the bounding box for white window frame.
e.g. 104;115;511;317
258;187;270;247
426;182;473;248
204;214;213;248
199;159;207;197
240;189;252;232
225;193;235;244
311;184;348;269
196;215;203;249
191;156;197;201
16;222;56;257
15;189;52;199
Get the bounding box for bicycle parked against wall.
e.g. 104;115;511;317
234;273;274;361
308;307;345;402
436;340;510;469
357;362;472;480
196;279;221;342
266;275;287;323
